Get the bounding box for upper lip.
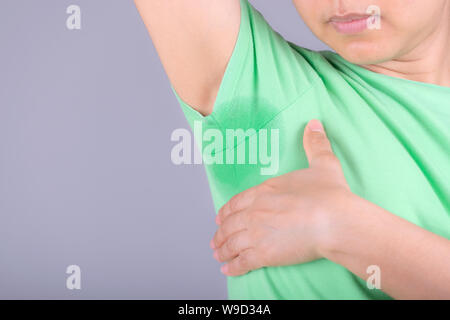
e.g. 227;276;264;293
329;13;371;23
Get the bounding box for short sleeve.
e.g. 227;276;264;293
172;0;320;144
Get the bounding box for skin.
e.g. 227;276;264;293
134;0;241;117
135;0;450;299
292;0;450;85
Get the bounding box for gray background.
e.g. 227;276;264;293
0;0;328;299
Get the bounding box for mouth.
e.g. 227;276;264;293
328;13;372;34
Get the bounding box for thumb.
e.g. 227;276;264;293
303;119;336;168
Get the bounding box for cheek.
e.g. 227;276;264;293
293;1;329;28
379;0;446;33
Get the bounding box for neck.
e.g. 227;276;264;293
362;10;450;87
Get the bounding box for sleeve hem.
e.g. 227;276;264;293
172;0;252;128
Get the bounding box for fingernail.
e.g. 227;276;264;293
210;239;216;249
220;264;228;275
308;119;324;133
213;250;219;260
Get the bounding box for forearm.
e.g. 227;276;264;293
321;193;450;299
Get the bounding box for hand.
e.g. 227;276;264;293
210;119;355;276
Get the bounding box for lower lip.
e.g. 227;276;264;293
330;18;369;34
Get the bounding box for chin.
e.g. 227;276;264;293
332;40;394;65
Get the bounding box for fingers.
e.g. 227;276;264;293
212;210;250;249
212;214;266;277
214;230;253;263
220;248;262;277
216;186;258;225
212;184;273;276
303;119;339;169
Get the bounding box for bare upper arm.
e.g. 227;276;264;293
134;0;241;116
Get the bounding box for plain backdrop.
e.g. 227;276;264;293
0;0;329;299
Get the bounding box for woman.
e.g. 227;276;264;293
134;0;450;299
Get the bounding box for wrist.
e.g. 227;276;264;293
316;190;361;260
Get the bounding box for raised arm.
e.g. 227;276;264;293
134;0;241;116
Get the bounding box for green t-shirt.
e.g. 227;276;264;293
172;0;450;299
